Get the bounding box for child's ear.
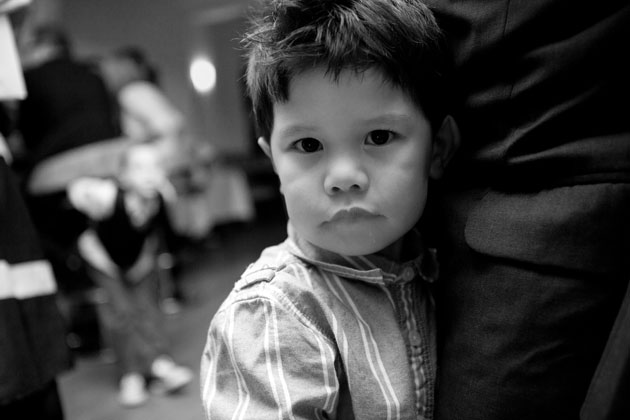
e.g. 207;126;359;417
258;136;280;179
430;115;460;179
257;137;272;159
257;136;284;194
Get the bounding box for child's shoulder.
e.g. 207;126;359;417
211;239;334;341
233;239;309;294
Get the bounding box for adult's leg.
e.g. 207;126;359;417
434;188;628;420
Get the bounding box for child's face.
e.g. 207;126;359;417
120;145;165;197
263;68;445;256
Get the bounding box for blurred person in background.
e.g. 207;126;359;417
99;45;204;313
67;142;193;408
98;45;192;175
0;1;72;418
14;24;123;294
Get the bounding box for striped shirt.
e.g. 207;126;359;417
201;224;438;420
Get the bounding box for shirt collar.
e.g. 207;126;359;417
285;222;438;286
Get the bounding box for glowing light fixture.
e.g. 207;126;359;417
190;57;217;94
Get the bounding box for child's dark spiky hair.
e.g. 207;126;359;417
244;0;448;139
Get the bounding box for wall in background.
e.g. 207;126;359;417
53;0;254;156
189;5;256;157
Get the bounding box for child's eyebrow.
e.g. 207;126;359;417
360;112;415;126
274;125;319;139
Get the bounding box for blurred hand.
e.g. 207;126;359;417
67;177;117;220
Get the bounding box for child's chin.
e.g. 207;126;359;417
319;235;388;257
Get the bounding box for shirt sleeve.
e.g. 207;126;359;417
201;292;340;420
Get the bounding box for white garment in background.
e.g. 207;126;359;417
118;80;191;172
0;12;26;100
118;81;183;142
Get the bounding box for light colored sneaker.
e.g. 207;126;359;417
150;356;194;394
118;372;149;408
160;297;182;315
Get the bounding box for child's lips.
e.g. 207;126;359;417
327;207;379;223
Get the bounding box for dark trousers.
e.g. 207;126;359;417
433;186;629;420
0;381;64;420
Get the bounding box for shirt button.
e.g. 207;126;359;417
401;267;414;281
410;331;423;347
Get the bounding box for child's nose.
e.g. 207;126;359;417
324;157;369;195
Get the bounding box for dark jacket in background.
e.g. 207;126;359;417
17;55;119;173
15;55;122;288
423;1;630;419
0;157;72;405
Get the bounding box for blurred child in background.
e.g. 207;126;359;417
67;142;193;408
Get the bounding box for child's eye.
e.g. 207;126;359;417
366;130;394;146
293;138;323;153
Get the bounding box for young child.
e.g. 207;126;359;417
67;142;193;407
200;0;458;418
